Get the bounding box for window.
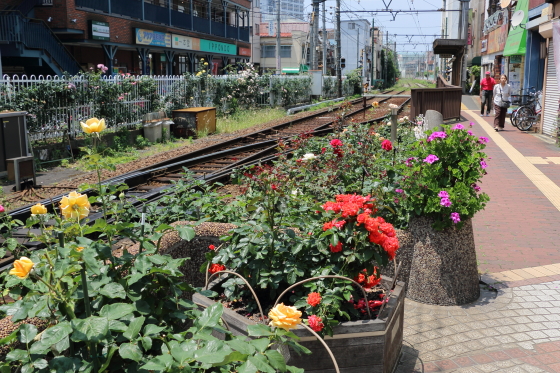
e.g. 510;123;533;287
262;45;276;58
280;45;291;58
255;23;260;35
348;23;355;29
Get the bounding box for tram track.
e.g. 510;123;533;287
1;92;410;269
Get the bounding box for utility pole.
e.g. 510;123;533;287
311;0;320;70
336;0;342;97
276;0;281;74
310;9;315;69
356;28;360;70
371;19;375;85
322;1;327;74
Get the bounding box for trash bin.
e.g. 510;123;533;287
143;120;162;143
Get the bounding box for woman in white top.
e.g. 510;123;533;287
493;74;512;131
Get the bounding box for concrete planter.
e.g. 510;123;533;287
193;277;405;373
406;216;480;305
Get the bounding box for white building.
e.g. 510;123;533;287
261;0;305;22
340;19;371;77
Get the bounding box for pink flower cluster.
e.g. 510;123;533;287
438;191;452;207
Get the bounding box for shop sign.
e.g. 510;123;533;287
481;52;498;65
483;9;508;35
238;47;251;56
199;39;236;55
509;55;522;63
172;34;200;50
135;29;171;47
487;24;507;54
481;39;487;52
90;20;109;41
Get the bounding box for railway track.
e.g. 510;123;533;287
1;92;410;269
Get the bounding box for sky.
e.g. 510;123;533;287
301;0;445;55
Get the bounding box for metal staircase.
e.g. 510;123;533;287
0;1;81;76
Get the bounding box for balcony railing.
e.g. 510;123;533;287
74;0;248;42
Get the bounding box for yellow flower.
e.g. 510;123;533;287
80;118;106;134
373;101;379;107
9;257;34;279
204;62;208;66
76;246;85;252
30;203;47;215
60;191;91;220
268;303;302;330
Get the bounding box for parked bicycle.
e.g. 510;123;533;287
510;88;542;131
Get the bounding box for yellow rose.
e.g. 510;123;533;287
268;303;302;330
80;118;106;134
204;62;208;66
30;203;47;215
60;191;91;220
76;246;85;252
9;257;34;279
373;101;379;107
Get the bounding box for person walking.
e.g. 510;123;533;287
493;74;512;131
480;71;496;116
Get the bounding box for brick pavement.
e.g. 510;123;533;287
392;103;560;372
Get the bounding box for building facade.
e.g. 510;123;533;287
340;19;370;78
260;0;305;22
0;0;251;76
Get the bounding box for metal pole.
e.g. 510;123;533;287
312;0;320;70
322;1;327;74
356;28;360;70
276;0;281;74
336;0;342;97
371;19;375;85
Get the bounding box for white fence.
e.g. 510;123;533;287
0;73;338;142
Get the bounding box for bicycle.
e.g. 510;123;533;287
512;90;542;131
510;87;536;128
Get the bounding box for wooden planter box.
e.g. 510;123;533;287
193;277;405;373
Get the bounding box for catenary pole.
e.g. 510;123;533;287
336;0;342;97
276;0;281;74
322;1;327;74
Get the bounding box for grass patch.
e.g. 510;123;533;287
216;108;287;134
391;78;436;89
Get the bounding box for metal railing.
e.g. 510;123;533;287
0;12;82;75
0;73;318;141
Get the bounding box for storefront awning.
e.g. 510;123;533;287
282;68;300;74
471;56;481;66
503;0;529;56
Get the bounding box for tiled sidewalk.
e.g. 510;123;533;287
393;103;560;372
397;282;560;373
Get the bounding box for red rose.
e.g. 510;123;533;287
381;139;393;151
208;244;216;250
353;273;366;284
208;263;226;274
330;139;343;147
307;292;322;307
379;222;396;237
308;315;324;332
382;236;400;260
363;275;382;289
329;242;343;253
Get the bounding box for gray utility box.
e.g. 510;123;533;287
0;111;31;175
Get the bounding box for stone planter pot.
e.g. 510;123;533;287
406;216;480;305
193;277;405;373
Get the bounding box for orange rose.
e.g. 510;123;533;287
268;303;302;330
9;257;34;279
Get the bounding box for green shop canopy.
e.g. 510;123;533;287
503;0;528;56
282;68;300;74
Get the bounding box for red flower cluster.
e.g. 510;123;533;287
308;315;324;332
307;292;322;307
322;194;399;260
381;139;393;151
353;267;382;289
329;242;343;253
322;219;345;231
352;299;385;314
208;263;226;274
330;138;344;158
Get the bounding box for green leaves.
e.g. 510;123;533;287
99;283;126;299
119;343;143;362
17;323;37;344
100;303;135;320
176;225;196;241
40;321;72;347
194;302;223;330
71;316;109;342
123;316;145;340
